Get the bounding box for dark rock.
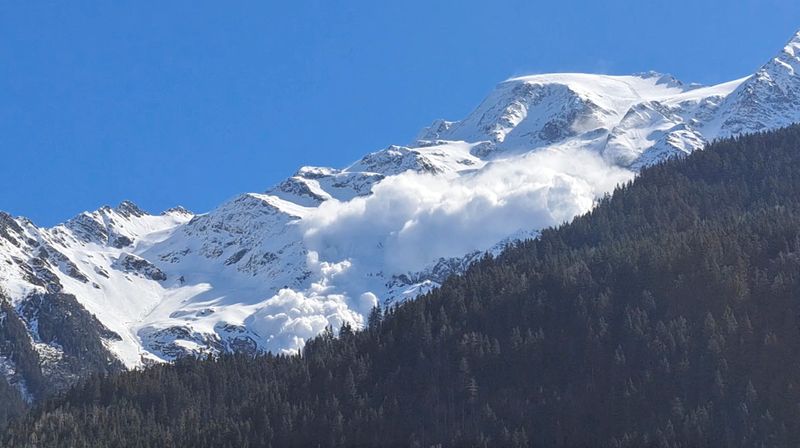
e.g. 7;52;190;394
115;200;145;218
0;212;23;248
27;257;62;293
272;178;328;204
110;235;134;248
162;206;192;216
64;263;89;284
65;213;108;244
16;293;123;395
224;248;249;266
139;326;223;359
113;254;167;281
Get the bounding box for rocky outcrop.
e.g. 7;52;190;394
113;253;167;281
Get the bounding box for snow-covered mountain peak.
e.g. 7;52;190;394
115;200;146;218
348;145;443;175
162;206;193;217
4;30;800;381
631;71;687;88
704;31;800;140
417;70;740;167
763;31;800;79
784;30;800;52
62;201;193;249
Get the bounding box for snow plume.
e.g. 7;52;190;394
156;149;633;353
301;146;634;274
245;288;364;354
244;147;630;354
245;253;376;354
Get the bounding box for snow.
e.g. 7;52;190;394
3;30;800;369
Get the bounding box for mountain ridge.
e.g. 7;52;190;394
9;121;800;447
3;30;800;402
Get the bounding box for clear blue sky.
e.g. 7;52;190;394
2;1;799;225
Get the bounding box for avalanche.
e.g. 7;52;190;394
3;30;800;371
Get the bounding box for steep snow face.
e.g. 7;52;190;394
417;71;749;169
420;72;687;149
3;31;800;371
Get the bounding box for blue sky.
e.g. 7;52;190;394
2;1;799;225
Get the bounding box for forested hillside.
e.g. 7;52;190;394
0;291;125;429
7;125;800;447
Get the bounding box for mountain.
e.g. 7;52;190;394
2;31;800;405
8;121;800;448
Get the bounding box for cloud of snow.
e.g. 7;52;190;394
245;288;362;354
245;252;376;354
245;147;632;353
302;147;633;274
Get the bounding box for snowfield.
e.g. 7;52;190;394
3;31;800;369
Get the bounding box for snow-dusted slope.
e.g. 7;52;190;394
3;31;800;380
0;203;193;367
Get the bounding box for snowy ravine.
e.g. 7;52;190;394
2;31;800;389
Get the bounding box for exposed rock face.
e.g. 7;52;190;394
114;253;167;281
1;293;122;402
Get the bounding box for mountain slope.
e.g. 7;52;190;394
8;122;800;447
2;31;800;403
